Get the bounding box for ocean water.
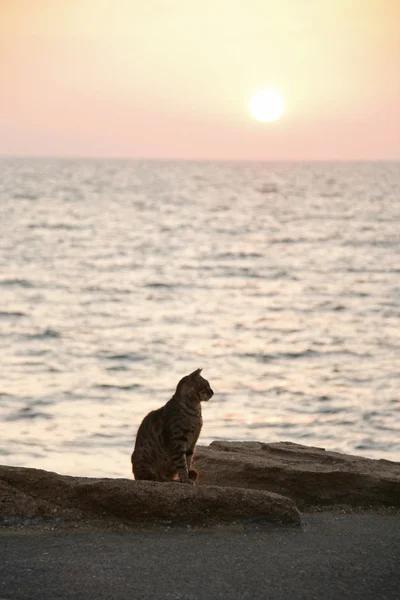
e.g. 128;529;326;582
0;158;399;477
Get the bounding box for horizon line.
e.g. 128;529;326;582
0;154;399;163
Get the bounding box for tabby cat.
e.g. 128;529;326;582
131;369;213;484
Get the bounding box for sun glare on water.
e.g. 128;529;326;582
249;90;285;123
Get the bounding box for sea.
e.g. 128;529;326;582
0;158;399;477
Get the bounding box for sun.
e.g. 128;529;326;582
249;89;285;123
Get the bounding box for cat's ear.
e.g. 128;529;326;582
190;368;202;378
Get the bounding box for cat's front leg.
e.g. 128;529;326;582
171;442;192;484
186;446;194;471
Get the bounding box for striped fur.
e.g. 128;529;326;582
131;369;213;484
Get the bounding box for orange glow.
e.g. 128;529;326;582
0;0;399;159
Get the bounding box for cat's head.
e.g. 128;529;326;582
176;368;214;403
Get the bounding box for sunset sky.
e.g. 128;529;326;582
1;0;399;160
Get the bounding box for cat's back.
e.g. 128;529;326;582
135;404;166;444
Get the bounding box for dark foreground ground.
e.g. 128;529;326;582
1;514;399;600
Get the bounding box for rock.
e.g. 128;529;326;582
194;441;400;510
0;465;300;527
2;442;398;524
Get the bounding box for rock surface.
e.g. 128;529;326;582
1;442;399;526
0;465;300;526
194;441;400;510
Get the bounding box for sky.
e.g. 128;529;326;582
1;0;399;160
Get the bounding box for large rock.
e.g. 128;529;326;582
194;441;400;510
0;465;300;526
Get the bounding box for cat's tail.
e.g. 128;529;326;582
188;468;199;482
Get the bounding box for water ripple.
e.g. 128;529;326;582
0;158;399;476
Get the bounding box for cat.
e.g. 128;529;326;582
131;368;213;484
